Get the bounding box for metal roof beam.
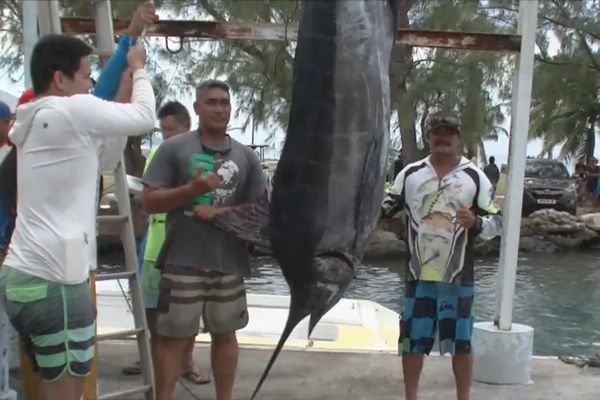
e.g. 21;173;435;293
60;18;521;52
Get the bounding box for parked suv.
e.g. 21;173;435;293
522;158;577;216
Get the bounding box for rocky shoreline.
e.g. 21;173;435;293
98;206;600;259
369;209;600;257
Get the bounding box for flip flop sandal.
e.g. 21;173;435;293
182;370;211;385
121;361;142;375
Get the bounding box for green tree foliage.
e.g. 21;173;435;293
386;0;514;163
528;0;600;163
0;0;24;79
1;0;598;166
167;0;299;139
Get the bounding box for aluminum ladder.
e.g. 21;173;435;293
95;157;155;400
92;0;155;397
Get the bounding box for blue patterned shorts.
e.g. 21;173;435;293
399;280;474;355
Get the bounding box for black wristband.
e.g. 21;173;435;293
473;216;483;235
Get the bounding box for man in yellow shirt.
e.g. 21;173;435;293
124;101;210;384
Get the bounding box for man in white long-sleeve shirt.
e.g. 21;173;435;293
0;34;156;400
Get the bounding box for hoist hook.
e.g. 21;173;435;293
165;36;184;54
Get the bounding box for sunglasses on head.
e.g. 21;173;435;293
428;116;460;135
430;116;459;127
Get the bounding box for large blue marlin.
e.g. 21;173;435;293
214;1;398;397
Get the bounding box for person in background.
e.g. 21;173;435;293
0;100;14;263
0;101;11;146
382;111;502;400
494;164;508;197
122;101;211;385
574;162;587;206
483;156;500;191
585;159;600;208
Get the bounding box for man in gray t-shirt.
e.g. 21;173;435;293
143;129;265;276
142;80;266;400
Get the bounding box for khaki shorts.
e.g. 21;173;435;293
156;264;249;338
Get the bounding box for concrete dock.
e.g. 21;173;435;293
9;291;599;399
88;341;599;400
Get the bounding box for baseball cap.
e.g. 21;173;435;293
426;111;460;134
0;100;13;120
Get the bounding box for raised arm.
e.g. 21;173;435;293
92;36;132;101
69;1;157;138
92;1;157;101
97;68;138;170
69;49;156;139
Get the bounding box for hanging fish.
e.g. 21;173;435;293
214;1;399;398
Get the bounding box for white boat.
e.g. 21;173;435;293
95;280;400;353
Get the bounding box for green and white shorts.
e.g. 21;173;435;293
0;266;95;382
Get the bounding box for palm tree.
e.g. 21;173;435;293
530;49;600;164
529;0;600;164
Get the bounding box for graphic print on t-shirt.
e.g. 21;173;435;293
189;153;215;207
188;153;240;208
212;159;240;206
414;173;467;282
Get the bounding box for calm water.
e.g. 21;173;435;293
246;251;600;357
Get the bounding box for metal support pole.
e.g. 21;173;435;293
94;0;116;60
494;0;539;331
37;0;62;36
22;1;39;87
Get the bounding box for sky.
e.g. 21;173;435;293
2;6;597;171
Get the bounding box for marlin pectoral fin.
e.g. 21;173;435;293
307;252;355;336
213;191;271;249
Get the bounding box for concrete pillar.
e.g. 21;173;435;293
37;0;62;37
22;0;38;87
473;322;534;385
